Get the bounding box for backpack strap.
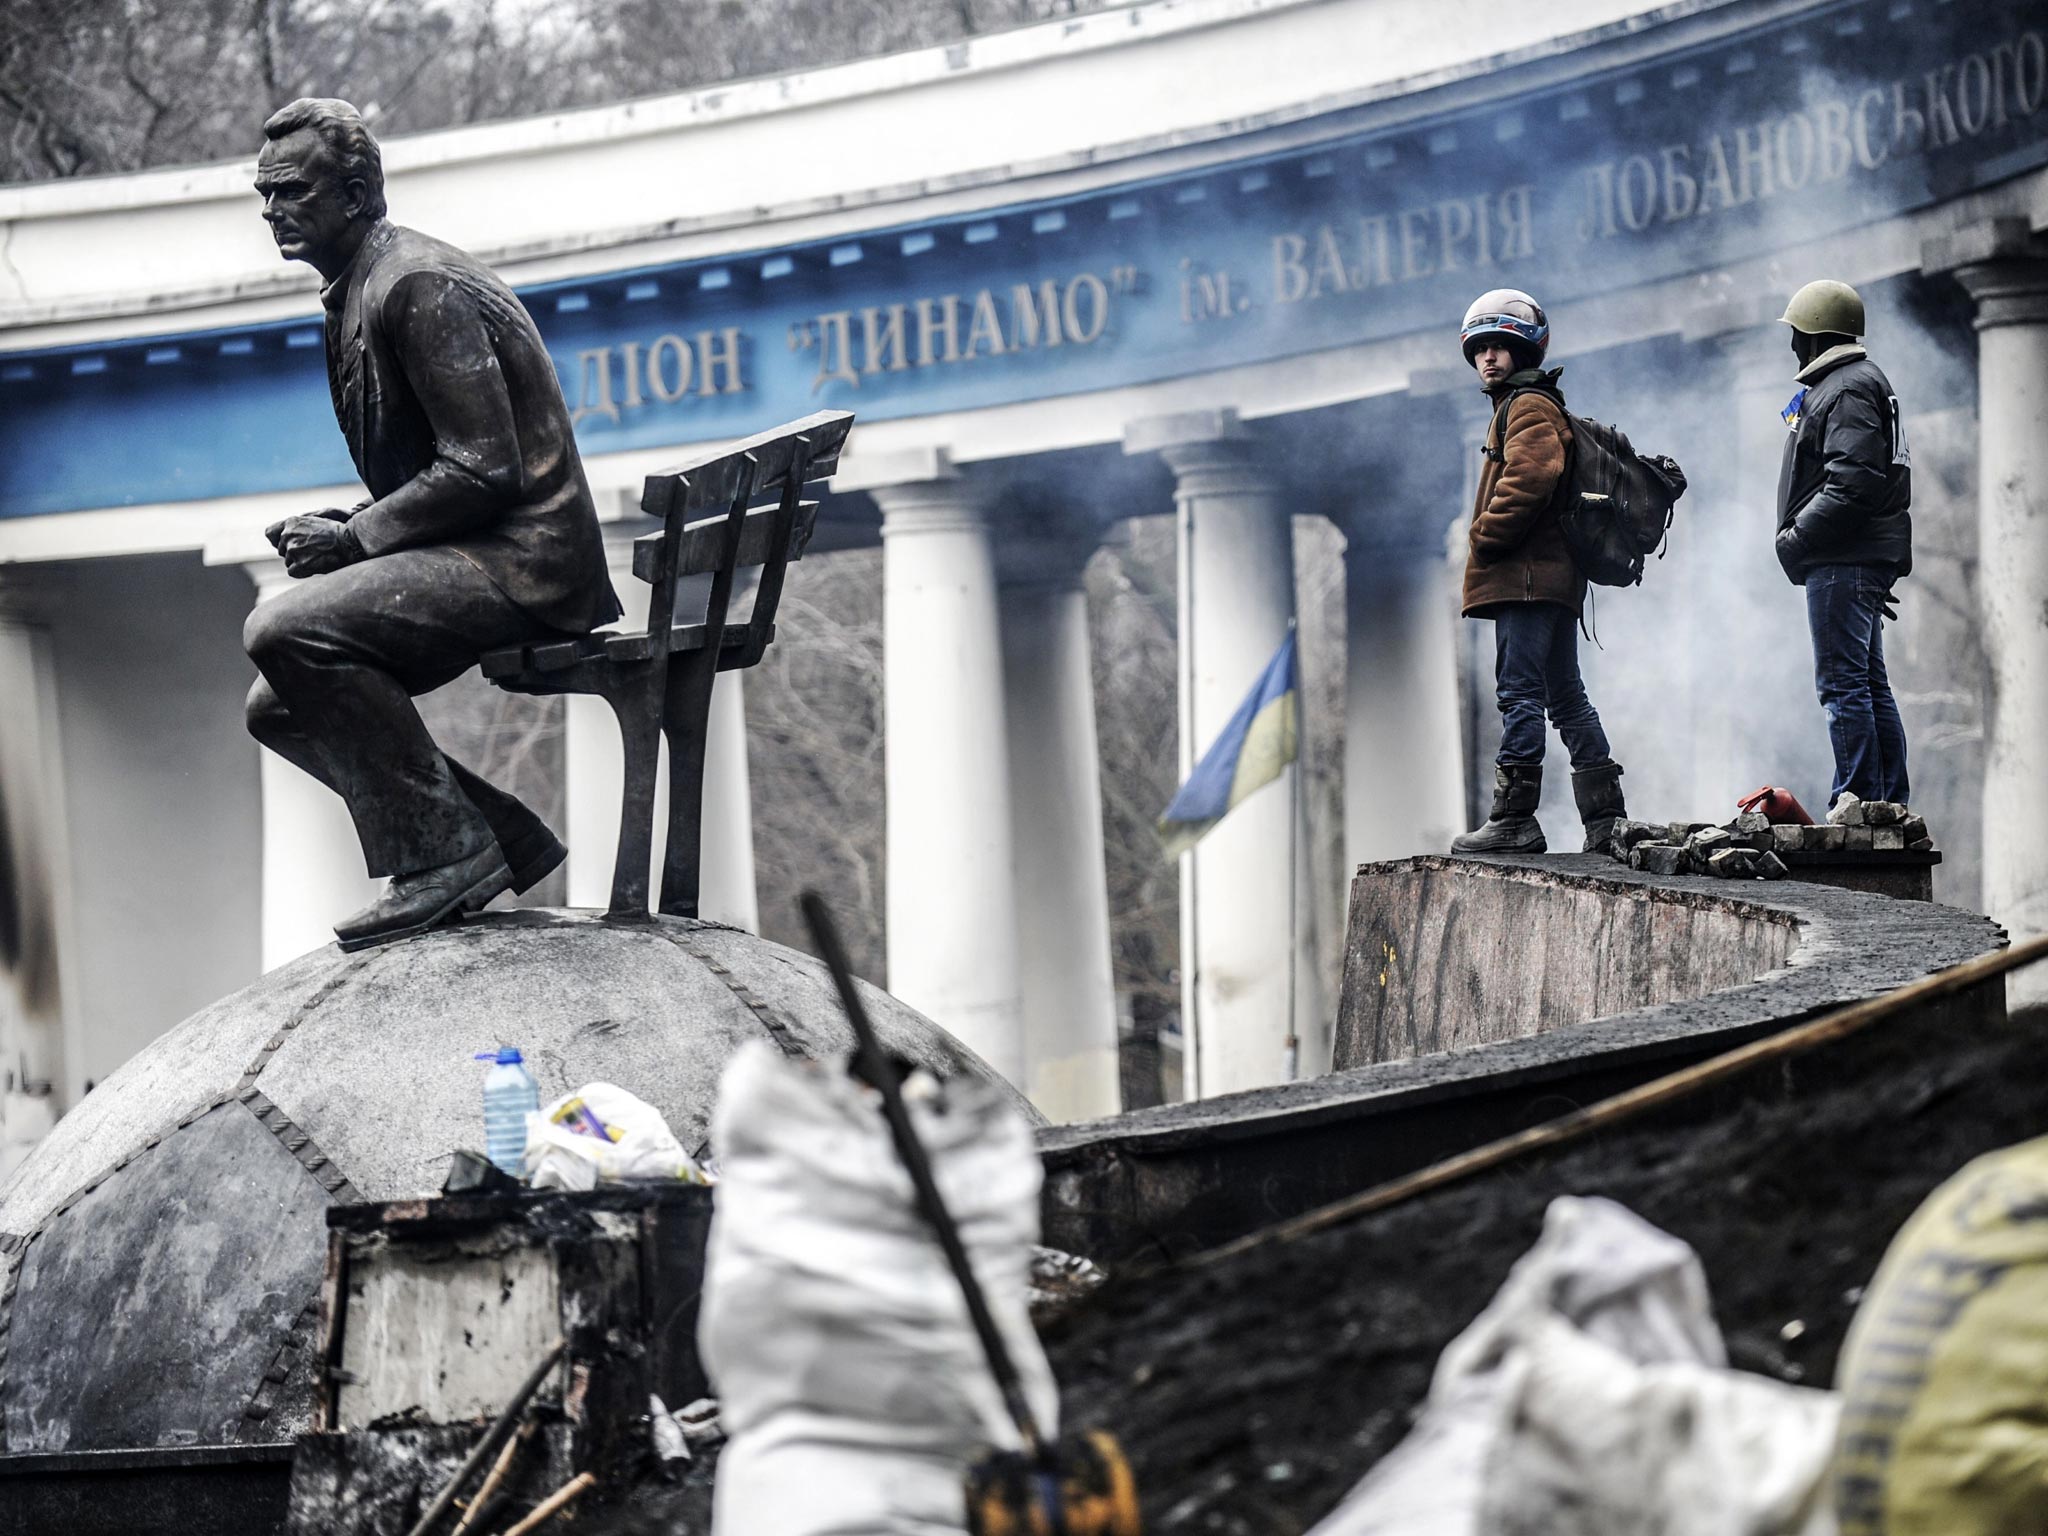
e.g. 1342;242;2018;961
1485;386;1580;519
1481;389;1527;463
1482;381;1569;462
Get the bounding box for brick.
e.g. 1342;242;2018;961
1816;825;1848;851
1707;848;1765;877
1611;819;1665;850
1706;847;1789;880
1900;815;1929;843
1608;820;1666;862
1908;837;1934;852
1770;825;1808;853
1633;844;1688;876
1844;826;1876;851
1833;799;1868;827
1668;821;1713;844
1732;812;1772;835
1873;827;1907;851
1864;801;1906;826
1689;826;1735;854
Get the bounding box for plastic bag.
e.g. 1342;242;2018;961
1312;1197;1839;1536
700;1041;1055;1536
522;1081;712;1190
1832;1134;2048;1536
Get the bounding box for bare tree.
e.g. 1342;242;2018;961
1085;522;1183;1010
745;550;890;981
0;0;1129;184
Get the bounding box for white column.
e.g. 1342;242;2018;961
564;538;646;909
0;573;76;1171
1343;532;1465;868
1932;224;2048;1010
1127;411;1297;1099
247;560;382;969
698;667;759;932
875;462;1027;1083
564;538;758;929
998;547;1119;1122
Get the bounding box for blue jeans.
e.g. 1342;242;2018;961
1805;563;1909;806
1492;602;1612;769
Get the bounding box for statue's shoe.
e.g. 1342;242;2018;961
499;824;568;898
334;845;514;953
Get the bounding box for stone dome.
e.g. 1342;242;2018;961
0;910;1033;1456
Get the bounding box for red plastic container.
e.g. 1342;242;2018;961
1738;786;1814;825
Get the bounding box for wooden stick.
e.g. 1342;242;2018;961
1195;931;2048;1268
403;1339;565;1536
451;1416;536;1536
498;1472;597;1536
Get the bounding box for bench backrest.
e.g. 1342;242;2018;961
632;410;853;670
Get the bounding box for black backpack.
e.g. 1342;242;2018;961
1491;385;1688;588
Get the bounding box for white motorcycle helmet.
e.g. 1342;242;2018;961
1460;289;1550;365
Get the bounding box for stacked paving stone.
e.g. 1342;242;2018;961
1607;815;1790;879
1603;802;1931;880
1814;798;1935;850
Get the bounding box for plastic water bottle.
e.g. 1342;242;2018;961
474;1046;539;1177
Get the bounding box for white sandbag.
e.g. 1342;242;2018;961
700;1041;1056;1536
1313;1196;1839;1536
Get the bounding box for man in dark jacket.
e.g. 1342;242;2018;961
246;98;621;951
1451;289;1628;855
1772;279;1913;814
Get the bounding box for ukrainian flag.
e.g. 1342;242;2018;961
1157;629;1299;859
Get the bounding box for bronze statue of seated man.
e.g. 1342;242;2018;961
245;98;619;952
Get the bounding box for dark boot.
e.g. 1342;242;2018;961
1451;765;1546;854
1572;760;1627;853
334;844;513;953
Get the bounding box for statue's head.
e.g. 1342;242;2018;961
255;98;386;279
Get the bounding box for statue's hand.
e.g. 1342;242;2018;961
277;515;365;577
265;507;354;555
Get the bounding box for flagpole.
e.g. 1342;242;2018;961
1284;621;1300;1083
1178;487;1202;1104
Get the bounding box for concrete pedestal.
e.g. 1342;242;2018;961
876;469;1027;1083
1343;534;1464;868
999;558;1119;1122
565;541;758;930
1129;412;1299;1099
247;561;382;971
1932;224;2048;1010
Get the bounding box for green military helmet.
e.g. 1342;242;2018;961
1779;279;1865;337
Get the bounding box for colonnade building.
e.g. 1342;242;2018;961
2;0;2045;1158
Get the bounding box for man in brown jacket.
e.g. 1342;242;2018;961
1451;289;1628;854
